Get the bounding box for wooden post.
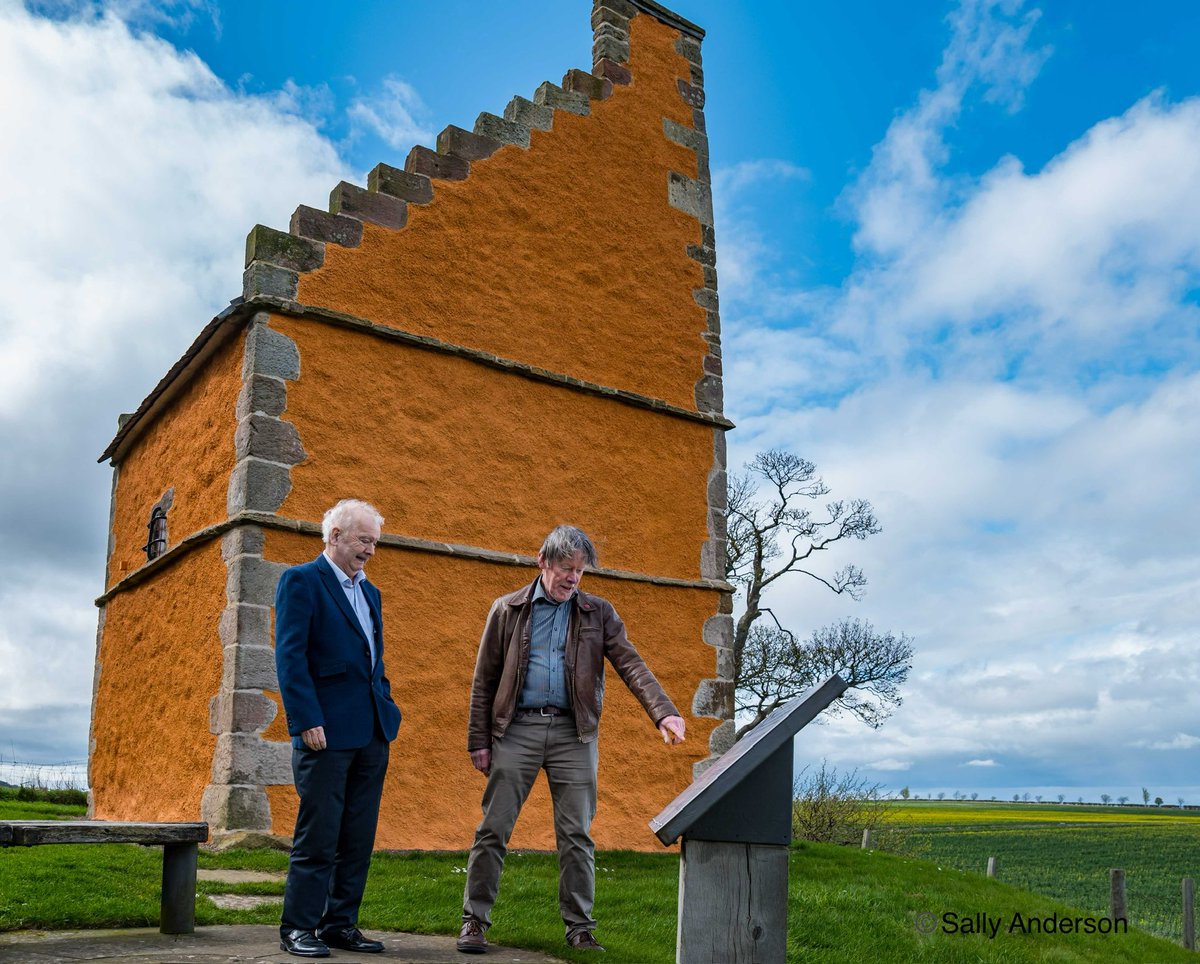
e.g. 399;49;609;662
861;828;872;849
1109;868;1127;924
160;841;199;934
677;839;787;964
1183;877;1195;951
986;856;997;878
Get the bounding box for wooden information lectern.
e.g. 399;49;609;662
650;674;849;963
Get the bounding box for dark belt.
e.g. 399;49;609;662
518;706;572;717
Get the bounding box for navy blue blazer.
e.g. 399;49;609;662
274;554;402;751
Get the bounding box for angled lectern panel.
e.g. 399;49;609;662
651;674;849;963
650;674;849;846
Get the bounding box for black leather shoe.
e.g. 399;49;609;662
279;929;330;958
317;925;385;953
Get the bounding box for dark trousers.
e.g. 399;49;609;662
280;733;390;936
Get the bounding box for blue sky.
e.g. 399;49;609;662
2;0;1199;804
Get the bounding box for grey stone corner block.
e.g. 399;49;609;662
242;261;298;301
693;287;719;311
234;412;307;466
227;456;293;516
226;554;289;609
221;642;278;692
715;645;736;680
437;124;503;162
211;733;293;786
218;603;271;649
693;756;717;779
563;68;613;101
677;78;706;109
699;536;726;581
663;117;706;153
220;525;265;562
330;181;408;231
290;204;364;249
367;163;434;204
691;677;734;720
235;373;287;421
707;505;728;543
209;689;279;735
504;95;555;132
242;321;300;381
200;783;273;832
405;145;470;182
245;224;324;272
474;112;531;148
675;35;703;66
534;81;591;116
595;0;638;20
694;373;724;416
702;614;734;649
708;719;736;755
706;467;728;511
592;4;632;31
593;35;630;65
667;170;714;226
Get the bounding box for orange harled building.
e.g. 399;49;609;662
90;0;735;850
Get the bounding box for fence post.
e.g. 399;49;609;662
1183;877;1195;951
1110;869;1127;924
861;828;872;849
986;856;997;879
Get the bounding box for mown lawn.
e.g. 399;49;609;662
1;795;1193;963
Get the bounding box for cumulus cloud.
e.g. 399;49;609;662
965;759;998;767
721;0;1200;796
0;2;352;763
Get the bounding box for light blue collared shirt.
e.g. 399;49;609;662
322;551;376;668
517;578;571;710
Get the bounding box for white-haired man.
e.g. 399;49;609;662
275;499;401;958
458;524;687;954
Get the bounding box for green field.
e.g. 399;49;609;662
885;801;1200;943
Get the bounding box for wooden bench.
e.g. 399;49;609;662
0;820;209;934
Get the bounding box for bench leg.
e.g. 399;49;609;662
161;842;198;934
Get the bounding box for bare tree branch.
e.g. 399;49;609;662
724;449;909;739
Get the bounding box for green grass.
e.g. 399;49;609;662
882;800;1200;943
3;799;1194;962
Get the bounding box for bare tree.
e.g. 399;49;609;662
725;450;913;737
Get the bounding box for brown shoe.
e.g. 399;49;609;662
457;919;488;954
567;930;605;951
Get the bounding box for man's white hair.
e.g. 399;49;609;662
322;499;384;544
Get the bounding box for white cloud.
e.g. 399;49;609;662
1140;734;1200;751
965;759;998;767
347;76;434;151
719;0;1200;796
0;2;353;762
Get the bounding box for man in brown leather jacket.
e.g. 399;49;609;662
457;525;687;954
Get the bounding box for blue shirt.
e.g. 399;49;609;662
517;578;571;710
321;552;376;668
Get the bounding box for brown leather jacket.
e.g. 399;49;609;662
467;578;680;749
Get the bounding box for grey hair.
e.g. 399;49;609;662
539;525;598;567
322;499;384;544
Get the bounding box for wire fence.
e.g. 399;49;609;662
0;759;88;791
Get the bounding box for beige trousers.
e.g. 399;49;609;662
462;713;599;939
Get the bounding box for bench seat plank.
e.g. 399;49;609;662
0;820;208;846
